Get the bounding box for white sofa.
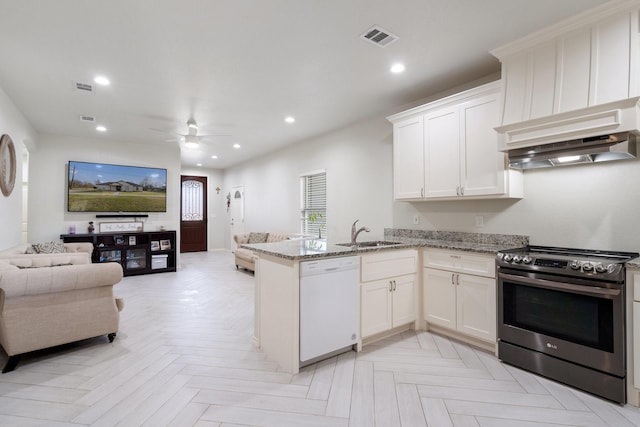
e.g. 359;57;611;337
0;243;123;372
0;242;93;266
233;232;294;272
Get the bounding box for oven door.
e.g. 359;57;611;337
497;268;625;377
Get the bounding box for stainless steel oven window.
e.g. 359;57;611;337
502;281;614;352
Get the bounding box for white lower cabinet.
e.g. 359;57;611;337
423;249;496;343
633;273;640;389
360;250;418;339
361;274;416;337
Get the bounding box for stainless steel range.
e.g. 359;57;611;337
496;245;639;403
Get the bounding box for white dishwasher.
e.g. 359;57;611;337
299;256;360;364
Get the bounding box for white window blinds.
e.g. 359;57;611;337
300;170;326;238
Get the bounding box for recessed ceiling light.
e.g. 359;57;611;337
94;76;110;86
390;63;405;73
96;125;107;132
285;116;295;124
211;155;218;159
233;143;241;149
196;163;202;167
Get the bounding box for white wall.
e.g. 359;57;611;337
0;85;37;250
180;167;227;249
393;158;640;252
223;116;394;246
8;65;640;254
221;86;640;254
28;134;181;243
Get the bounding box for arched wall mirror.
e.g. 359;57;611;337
0;134;16;197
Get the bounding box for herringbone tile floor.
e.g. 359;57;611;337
0;250;639;426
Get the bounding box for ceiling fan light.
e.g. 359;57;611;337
184;135;199;148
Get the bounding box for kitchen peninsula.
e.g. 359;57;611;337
243;229;528;374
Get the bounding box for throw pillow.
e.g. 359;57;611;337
32;240;65;254
24;245;35;254
248;232;268;243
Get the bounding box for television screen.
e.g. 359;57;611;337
67;161;167;212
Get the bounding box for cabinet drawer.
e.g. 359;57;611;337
423;249;495;278
361;249;417;282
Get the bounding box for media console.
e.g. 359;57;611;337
60;231;177;276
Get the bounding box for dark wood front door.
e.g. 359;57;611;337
180;175;207;252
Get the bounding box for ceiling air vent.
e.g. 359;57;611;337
79;115;96;123
75;82;94;93
360;26;399;47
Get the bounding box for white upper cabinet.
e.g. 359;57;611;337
461;94;509;197
392;116;424;199
388;81;523;201
557;28;592;113
592;11;635;105
492;2;640;149
424;105;460;198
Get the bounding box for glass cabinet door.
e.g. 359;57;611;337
99;250;121;263
126;248;147;270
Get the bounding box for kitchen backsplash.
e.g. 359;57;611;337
384;228;529;247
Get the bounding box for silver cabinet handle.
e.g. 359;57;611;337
456;273;460;286
451;273;455;285
389;280;393;292
421;187;424;198
393;280;397;291
460;186;464;196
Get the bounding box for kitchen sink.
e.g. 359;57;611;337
336;240;403;248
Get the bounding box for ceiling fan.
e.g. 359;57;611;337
150;119;230;149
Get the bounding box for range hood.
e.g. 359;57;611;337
508;132;637;169
496;96;640;169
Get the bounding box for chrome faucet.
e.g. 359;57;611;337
351;219;370;245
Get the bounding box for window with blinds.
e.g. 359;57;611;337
300;170;326;238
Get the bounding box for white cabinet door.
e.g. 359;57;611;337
393;116;424;200
501;52;529;125
361;279;393;338
460;93;505;197
424;106;460;198
392;274;416;327
456;273;496;342
557;27;592;113
634;301;640;388
423;268;456;330
592;11;633;105
529;41;558;120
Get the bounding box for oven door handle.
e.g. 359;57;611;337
499;273;621;297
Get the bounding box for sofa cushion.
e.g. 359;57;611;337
248;232;268;243
0;261;18;271
266;232;292;243
32;241;65;254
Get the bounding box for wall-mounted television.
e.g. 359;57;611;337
67;161;167;212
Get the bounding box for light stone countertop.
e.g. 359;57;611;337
240;234;527;261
